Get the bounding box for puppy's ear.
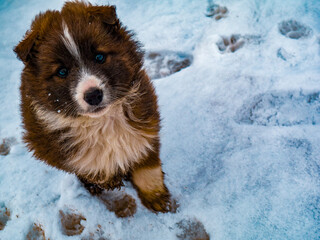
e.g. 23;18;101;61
87;5;117;25
14;11;59;63
14;30;38;63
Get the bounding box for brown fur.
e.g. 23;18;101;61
14;1;172;212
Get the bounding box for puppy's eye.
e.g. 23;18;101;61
95;53;106;64
57;67;68;78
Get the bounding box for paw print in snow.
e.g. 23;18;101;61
277;48;295;61
99;190;137;218
26;223;47;240
217;34;245;53
176;218;210;240
279;20;312;39
144;51;193;80
0;137;16;156
59;209;86;236
81;224;110;240
236;91;320;126
206;4;228;20
217;34;262;53
0;203;10;230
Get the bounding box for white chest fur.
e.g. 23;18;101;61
34;102;154;182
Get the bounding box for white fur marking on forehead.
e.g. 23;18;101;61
61;21;80;60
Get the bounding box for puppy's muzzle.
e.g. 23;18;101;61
84;87;103;106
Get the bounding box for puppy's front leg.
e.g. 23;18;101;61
131;158;172;213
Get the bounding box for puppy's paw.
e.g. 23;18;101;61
78;177;104;195
139;188;178;213
85;183;104;196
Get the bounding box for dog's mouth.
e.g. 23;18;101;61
82;105;109;118
93;106;106;113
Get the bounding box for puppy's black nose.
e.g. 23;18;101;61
84;88;103;106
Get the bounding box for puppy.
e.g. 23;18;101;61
14;1;172;213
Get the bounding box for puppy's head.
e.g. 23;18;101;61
14;1;143;118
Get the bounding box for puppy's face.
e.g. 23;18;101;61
15;2;143;118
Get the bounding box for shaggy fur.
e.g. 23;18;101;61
14;1;172;212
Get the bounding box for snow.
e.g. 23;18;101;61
0;0;320;239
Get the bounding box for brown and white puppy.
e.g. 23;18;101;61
14;1;172;213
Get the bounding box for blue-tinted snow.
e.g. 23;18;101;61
0;0;319;239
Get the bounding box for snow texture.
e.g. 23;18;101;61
0;0;320;239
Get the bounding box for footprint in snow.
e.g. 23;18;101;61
59;209;86;236
26;223;47;240
0;137;16;156
0;202;10;230
277;47;295;61
279;20;312;39
176;218;210;240
81;224;110;240
236;91;320;126
217;34;262;53
286;138;312;156
205;3;228;20
144;51;193;80
99;190;137;218
285;138;320;177
217;34;245;53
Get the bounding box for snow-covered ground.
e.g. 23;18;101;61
1;0;320;239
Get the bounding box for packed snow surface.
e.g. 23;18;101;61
0;0;320;239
